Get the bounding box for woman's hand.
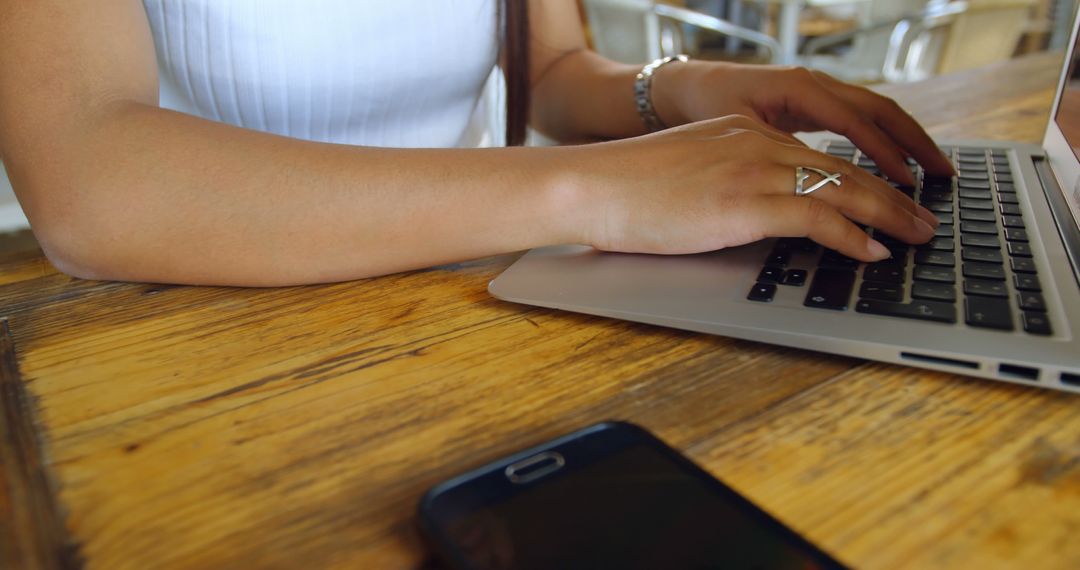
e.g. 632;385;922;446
564;114;940;263
652;62;956;184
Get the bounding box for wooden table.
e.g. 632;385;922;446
2;51;1078;570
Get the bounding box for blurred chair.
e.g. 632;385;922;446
802;0;930;82
581;0;782;63
886;0;1037;82
805;0;1036;83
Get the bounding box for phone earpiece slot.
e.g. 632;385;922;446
504;451;565;484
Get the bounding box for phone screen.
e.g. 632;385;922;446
421;423;842;570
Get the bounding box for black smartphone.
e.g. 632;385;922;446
417;421;846;570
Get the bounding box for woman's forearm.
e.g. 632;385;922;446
27;102;584;286
530;49;699;143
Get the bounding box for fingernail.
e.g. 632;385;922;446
916;205;940;228
915;216;935;237
868;239;891;261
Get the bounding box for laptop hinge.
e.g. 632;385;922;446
1034;156;1080;290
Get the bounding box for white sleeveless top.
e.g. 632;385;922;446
142;0;500;148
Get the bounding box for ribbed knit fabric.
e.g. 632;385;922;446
142;0;499;148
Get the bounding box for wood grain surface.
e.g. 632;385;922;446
1;51;1077;570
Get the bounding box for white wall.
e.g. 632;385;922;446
0;162;30;232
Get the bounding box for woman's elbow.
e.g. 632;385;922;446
17;180;124;282
32;215;115;281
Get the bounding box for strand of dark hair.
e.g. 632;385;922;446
503;0;530;146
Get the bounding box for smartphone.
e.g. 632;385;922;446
417;421;846;570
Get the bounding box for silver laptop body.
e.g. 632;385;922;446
489;14;1080;394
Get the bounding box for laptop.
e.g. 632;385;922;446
489;14;1080;394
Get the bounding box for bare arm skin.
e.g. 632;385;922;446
0;1;586;285
0;0;946;286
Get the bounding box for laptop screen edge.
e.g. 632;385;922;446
1042;5;1080;232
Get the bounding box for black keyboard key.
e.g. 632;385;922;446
923;175;952;191
914;251;955;267
959;188;992;199
856;299;956;324
748;282;777;302
934;211;954;225
935;224;955;238
1004;228;1029;242
1000;203;1022;216
1022;312;1052;336
864;263;906;284
914;266;956;283
998;192;1019;204
959;173;990;182
1002;215;1025;228
1017;292;1047;312
960;209;996;222
882;247;909;265
995;174;1014;184
963;262;1006;281
1013;274;1040;292
804;268;856;310
959;198;994;211
920;191;951;203
767;250;792;267
860;281;904;302
819;250;860;269
783;269;808;287
918;237;955;252
961;233;1000;249
912;282;956;303
962;247;1003;264
893;185;916;198
778;237;819;253
757;266;784;283
924;201;953;213
772;239;795;252
1008;242;1033;257
997;182;1016;192
964;278;1008;298
965;296;1013;330
960;221;998;235
1010;257;1036;273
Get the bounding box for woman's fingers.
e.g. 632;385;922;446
698;121;938;247
783;77;917;185
737;196;892;262
780;146;940;234
813;72;955;177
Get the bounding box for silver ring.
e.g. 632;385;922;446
795;167;843;196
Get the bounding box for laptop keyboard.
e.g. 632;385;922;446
747;142;1053;336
